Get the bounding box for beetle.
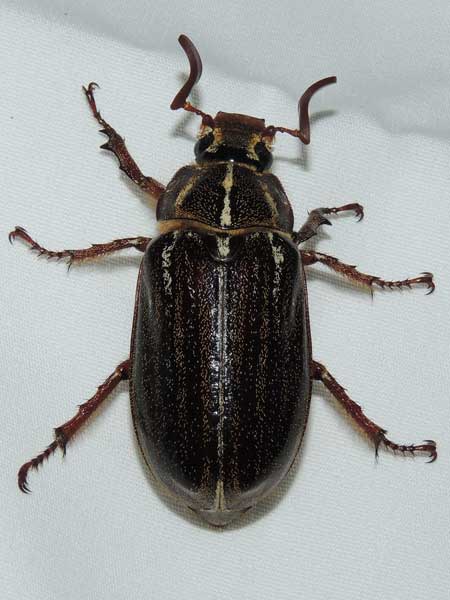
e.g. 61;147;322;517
11;35;436;526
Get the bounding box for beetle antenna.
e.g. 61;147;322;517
170;34;215;127
264;77;337;144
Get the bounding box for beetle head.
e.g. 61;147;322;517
194;111;274;172
171;35;336;171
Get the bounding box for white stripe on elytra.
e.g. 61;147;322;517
161;233;178;295
268;232;284;297
217;236;230;258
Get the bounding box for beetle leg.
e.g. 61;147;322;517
302;250;435;294
312;361;437;462
294;204;364;244
18;360;130;493
83;82;165;200
9;226;150;266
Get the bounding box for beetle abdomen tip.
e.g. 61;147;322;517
196;507;250;527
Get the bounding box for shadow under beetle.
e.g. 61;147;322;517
11;35;437;526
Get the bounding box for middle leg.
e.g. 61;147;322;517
302;250;435;294
9;226;151;266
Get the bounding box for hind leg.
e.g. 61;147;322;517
312;360;436;462
18;360;130;493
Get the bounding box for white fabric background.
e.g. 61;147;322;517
2;2;449;599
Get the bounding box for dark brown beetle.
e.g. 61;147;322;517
11;35;436;526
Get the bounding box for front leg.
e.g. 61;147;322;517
302;250;435;294
312;361;437;462
83;82;165;201
9;226;150;266
294;203;364;244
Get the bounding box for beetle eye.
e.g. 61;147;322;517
194;132;215;159
254;142;273;171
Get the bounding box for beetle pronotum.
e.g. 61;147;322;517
11;34;436;526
